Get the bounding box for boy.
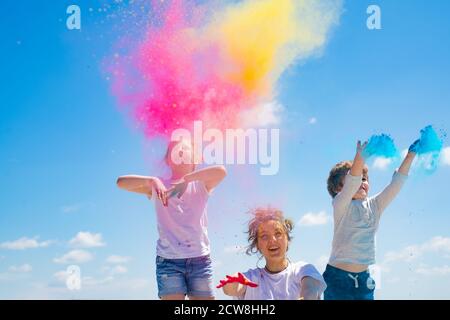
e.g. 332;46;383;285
323;140;418;300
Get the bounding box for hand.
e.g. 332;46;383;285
357;140;368;154
408;139;420;154
152;178;169;207
167;179;188;199
216;272;258;289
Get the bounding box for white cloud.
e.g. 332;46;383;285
53;270;121;288
111;266;128;275
383;236;450;264
309;117;317;124
82;276;115;287
69;232;105;248
441;147;450;166
24;277;152;299
0;265;33;281
240;101;283;127
415;265;450;276
54;268;117;286
298;211;329;226
101;265;128;276
224;245;246;254
372;157;392;170
9;264;32;273
0;237;53;250
53;270;69;283
53;250;93;264
106;255;131;264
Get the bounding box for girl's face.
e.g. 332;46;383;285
256;220;288;261
166;140;195;175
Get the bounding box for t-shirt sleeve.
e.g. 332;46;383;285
372;170;408;218
332;173;362;223
296;263;327;295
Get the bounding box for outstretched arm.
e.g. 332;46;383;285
398;140;418;175
222;282;247;298
217;272;257;298
374;140;418;215
351;140;368;177
333;141;367;216
116;175;154;195
117;175;170;206
300;276;323;300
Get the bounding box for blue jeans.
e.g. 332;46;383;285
323;264;375;300
156;255;214;298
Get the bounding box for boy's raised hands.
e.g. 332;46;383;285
357;140;369;158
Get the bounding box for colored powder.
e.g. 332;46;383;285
108;0;342;139
363;134;399;159
416;125;444;154
414;125;446;174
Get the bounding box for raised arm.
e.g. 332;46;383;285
374;140;417;214
398;140;418;176
116;175;169;206
351;140;368;177
333;141;367;215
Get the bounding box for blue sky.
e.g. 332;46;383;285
1;0;450;299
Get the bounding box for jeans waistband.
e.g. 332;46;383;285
325;264;369;276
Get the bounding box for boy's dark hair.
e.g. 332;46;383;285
327;161;368;198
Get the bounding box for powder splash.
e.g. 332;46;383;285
363;134;399;159
414;125;446;174
108;0;342;139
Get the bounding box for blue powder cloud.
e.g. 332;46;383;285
414;125;446;174
363;134;398;159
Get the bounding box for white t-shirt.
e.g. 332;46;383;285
238;261;326;300
150;179;210;259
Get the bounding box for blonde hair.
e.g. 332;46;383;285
245;207;293;255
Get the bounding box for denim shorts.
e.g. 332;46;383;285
323;264;376;300
156;255;214;298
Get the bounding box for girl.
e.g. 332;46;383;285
117;139;227;300
218;207;326;300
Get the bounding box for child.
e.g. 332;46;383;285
218;207;326;300
117;139;227;300
323;140;418;300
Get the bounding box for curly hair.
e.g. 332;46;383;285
245;207;294;256
327;160;368;198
